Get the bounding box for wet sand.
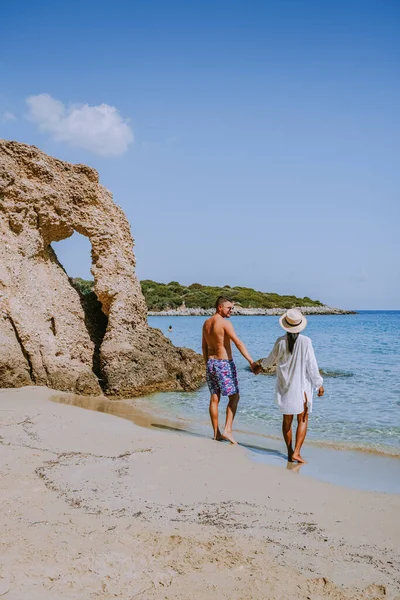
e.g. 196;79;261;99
1;386;399;600
52;390;400;494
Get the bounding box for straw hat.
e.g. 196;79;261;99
279;308;307;333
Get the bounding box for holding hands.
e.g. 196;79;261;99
250;361;262;375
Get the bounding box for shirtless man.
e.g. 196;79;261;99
202;296;257;444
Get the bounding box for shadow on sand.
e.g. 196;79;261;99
50;393;290;465
152;423;288;461
239;442;288;461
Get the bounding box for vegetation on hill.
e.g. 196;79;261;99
72;278;323;311
71;278;94;295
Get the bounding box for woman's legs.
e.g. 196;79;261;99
292;395;309;463
282;414;294;461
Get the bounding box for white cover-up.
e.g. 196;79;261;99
261;334;323;415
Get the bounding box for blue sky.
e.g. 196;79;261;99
1;0;399;309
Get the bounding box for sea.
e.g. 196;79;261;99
148;311;400;461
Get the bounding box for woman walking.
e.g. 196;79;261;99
259;309;324;463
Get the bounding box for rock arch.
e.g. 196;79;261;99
0;140;203;396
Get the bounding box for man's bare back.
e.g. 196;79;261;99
202;314;233;361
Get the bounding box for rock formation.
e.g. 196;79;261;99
254;361;277;375
0;140;204;396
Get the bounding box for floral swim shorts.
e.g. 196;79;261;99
206;359;239;397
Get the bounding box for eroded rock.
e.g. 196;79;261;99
0;140;204;396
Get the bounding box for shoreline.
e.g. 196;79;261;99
148;305;356;316
227;424;400;459
146;398;400;462
1;385;399;599
50;391;400;491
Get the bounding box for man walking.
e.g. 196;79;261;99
202;296;257;444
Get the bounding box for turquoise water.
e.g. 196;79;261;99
148;312;400;456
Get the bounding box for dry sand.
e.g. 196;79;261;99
0;386;399;600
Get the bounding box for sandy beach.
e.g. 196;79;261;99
1;386;399;600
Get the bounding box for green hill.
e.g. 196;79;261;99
72;278;323;311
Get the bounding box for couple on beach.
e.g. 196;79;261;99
202;296;325;463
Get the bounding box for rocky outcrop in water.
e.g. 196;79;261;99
252;362;353;378
0;140;204;396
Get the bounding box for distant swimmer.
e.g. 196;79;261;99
202;296;257;444
168;325;173;332
255;309;324;463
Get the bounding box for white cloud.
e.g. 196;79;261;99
26;93;133;156
1;111;17;122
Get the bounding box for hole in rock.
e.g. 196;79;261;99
51;232;108;388
52;231;92;280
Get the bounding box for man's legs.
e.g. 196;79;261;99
209;392;222;440
292;398;309;463
222;393;239;445
282;414;294;461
